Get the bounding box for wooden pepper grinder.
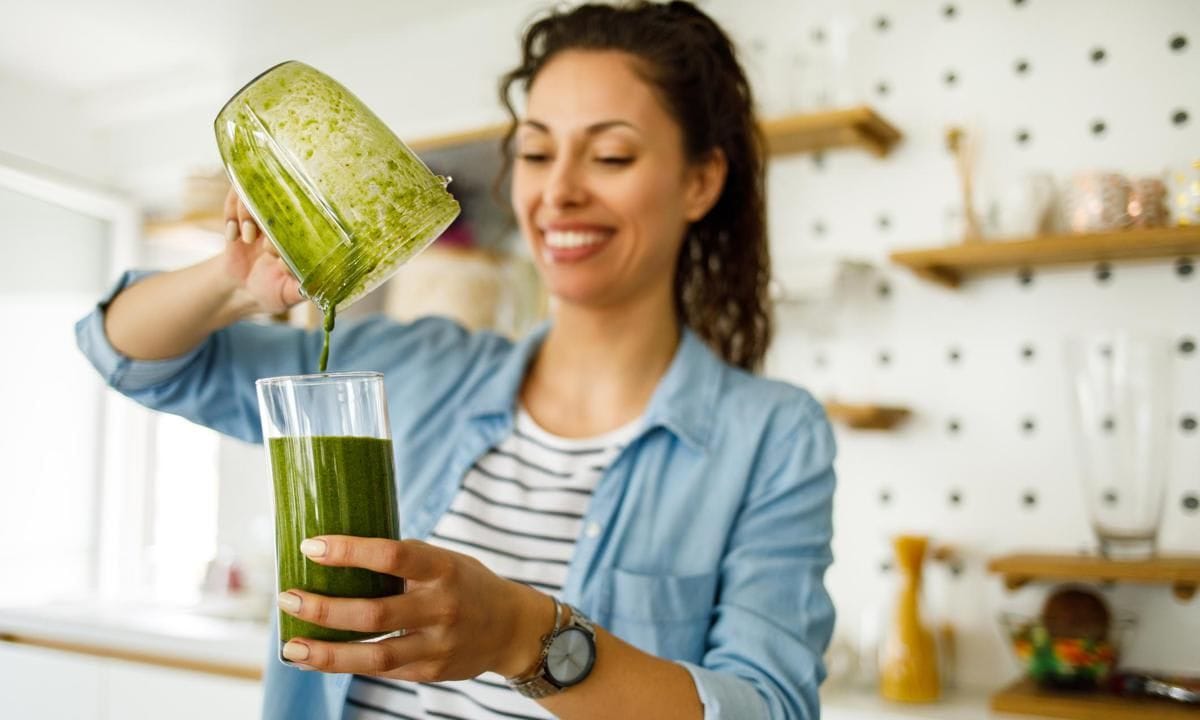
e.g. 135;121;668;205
880;534;941;703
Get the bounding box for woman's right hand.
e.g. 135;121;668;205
223;187;305;315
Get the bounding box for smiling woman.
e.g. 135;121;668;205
76;3;835;720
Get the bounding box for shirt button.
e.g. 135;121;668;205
585;522;601;539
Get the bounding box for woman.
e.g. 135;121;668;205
77;2;836;719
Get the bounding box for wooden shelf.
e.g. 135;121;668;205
987;553;1200;601
761;106;901;157
991;677;1199;719
890;226;1200;288
824;401;911;430
406;105;901;159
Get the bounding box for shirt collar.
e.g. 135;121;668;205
463;322;724;451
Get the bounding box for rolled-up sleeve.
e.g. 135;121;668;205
680;396;837;720
74;269;329;443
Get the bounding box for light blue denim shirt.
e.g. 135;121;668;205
77;270;837;720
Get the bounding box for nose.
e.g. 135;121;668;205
543;154;588;209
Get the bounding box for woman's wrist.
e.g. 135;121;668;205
497;580;557;679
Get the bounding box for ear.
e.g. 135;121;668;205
682;148;728;223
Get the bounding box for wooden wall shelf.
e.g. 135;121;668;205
823;401;911;430
987;553;1200;601
991;677;1198;720
406;105;901;159
890;226;1200;288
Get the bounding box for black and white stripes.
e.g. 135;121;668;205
343;409;640;720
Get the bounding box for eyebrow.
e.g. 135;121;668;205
518;119;639;135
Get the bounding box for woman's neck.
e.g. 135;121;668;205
520;291;680;438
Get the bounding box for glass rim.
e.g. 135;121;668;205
255;371;383;388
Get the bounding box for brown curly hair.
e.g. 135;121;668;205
497;0;771;372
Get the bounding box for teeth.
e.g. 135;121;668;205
544;230;609;249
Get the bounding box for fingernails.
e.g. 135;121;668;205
225;220;239;244
277;592;302;613
300;538;327;557
241;220;257;244
282;641;310;662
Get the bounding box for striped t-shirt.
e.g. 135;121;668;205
343;407;642;720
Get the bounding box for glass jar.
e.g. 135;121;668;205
215;61;460;315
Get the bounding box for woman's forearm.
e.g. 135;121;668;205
539;625;703;720
500;583;703;720
103;254;261;360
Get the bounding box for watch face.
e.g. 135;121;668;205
546;626;595;687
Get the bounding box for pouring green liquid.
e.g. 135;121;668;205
215;61;460;375
318;306;335;373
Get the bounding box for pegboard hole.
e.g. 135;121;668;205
879;488;892;505
813;352;828;369
1102;416;1116;433
1090;47;1107;64
949;490;963;507
943;69;959;86
875;16;890;32
1017;267;1035;286
1091;119;1108;136
876;80;890;96
1169;34;1188;52
878;350;892;367
1184;494;1199;513
942;4;957;19
812;220;827;238
1021;417;1037;434
1094;262;1113;283
1103;489;1119;506
1179;337;1196;355
947;418;962;434
1021;344;1036;361
877;280;892;298
948;347;962;364
1177;257;1194;277
1014;58;1030;75
1173;109;1190;127
1022;491;1038;509
1015;128;1032;146
1182;415;1198;433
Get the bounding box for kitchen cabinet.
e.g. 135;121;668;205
0;641;261;720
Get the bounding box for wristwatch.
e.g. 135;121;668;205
508;597;597;698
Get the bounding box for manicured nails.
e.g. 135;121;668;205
225;220;239;244
282;641;310;662
277;591;302;613
300;538;327;557
241;219;257;244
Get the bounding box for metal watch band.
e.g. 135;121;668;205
507;602;595;698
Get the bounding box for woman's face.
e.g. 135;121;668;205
512;50;724;311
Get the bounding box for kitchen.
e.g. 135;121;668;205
1;1;1197;718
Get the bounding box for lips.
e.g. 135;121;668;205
539;226;614;264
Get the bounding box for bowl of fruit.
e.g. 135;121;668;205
1000;586;1134;690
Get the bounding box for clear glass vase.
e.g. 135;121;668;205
1065;332;1171;559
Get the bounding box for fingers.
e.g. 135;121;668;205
282;634;439;678
301;537;443;580
235;197;258;244
223;189;240;244
278;589;438;634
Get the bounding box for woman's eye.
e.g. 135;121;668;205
596;157;633;166
518;153;550;163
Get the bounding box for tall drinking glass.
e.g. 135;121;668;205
256;372;402;655
1066;333;1171;559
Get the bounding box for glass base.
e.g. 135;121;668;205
1097;533;1157;560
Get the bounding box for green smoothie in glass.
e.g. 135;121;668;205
256;372;402;652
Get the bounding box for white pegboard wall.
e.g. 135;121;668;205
706;0;1200;689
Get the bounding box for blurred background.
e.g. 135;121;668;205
0;1;1197;718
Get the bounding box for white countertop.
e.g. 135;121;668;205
0;600;269;674
822;685;1032;720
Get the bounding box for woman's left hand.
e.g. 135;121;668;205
277;536;550;681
